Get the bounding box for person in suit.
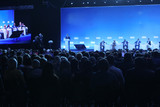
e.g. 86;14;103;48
135;39;141;50
112;40;116;50
12;23;17;31
147;38;151;50
100;40;106;51
122;39;128;50
65;34;70;51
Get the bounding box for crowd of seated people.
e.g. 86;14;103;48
0;22;28;39
0;48;160;107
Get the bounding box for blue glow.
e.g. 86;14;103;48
61;5;160;50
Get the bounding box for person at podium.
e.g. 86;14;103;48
64;34;70;51
147;38;151;50
112;40;116;50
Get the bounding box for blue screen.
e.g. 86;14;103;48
0;10;14;28
0;10;31;45
61;5;160;50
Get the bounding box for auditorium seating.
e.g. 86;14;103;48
0;48;160;107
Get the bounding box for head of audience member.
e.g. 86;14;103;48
107;55;115;66
53;50;59;56
32;59;40;69
60;57;71;75
99;52;105;58
1;55;8;66
135;57;146;69
97;58;109;72
79;56;92;73
17;56;23;66
70;57;79;74
42;62;56;78
76;52;83;61
23;53;32;66
89;56;96;66
83;52;90;58
124;53;133;63
40;57;47;69
8;58;18;70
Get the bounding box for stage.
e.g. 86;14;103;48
0;34;31;44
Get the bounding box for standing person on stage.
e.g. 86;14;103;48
147;38;151;50
135;38;141;50
65;34;70;51
112;40;116;50
100;40;106;51
122;39;128;50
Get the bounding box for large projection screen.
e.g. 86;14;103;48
61;5;160;50
0;10;31;45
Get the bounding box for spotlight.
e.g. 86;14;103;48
71;2;73;5
104;1;107;3
93;2;96;4
127;1;130;3
87;2;89;4
151;0;153;2
139;0;142;2
116;1;118;3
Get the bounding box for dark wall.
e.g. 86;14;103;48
31;5;60;49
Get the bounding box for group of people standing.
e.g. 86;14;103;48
0;22;28;39
100;38;152;51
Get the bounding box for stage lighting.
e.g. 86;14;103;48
7;21;10;23
139;0;142;2
127;1;130;3
104;1;107;3
151;0;153;2
154;36;158;38
93;2;96;4
87;2;89;4
74;37;79;40
130;36;135;39
71;2;73;5
96;37;101;39
91;41;95;44
82;2;85;4
116;1;118;3
3;21;5;23
142;36;147;39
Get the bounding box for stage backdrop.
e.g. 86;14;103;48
61;5;160;50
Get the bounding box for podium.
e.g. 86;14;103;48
74;44;86;50
64;38;70;51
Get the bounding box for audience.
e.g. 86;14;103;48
0;48;160;106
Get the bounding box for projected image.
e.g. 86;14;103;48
0;10;31;44
61;5;160;50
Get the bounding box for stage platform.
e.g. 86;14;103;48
70;49;94;52
0;34;31;44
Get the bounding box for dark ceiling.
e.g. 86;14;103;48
0;0;160;8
